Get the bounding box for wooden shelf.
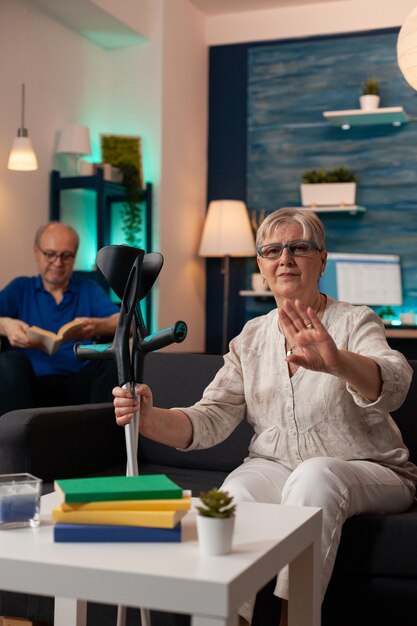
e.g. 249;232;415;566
240;290;274;297
323;107;408;128
281;205;366;215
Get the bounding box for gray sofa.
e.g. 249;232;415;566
0;352;416;626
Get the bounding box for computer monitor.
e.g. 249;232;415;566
319;253;403;306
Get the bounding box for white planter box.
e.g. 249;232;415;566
300;182;356;207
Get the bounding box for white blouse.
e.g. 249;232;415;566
180;297;417;486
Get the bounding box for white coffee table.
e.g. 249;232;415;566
0;492;322;626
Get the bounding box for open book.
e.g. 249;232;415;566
27;319;84;355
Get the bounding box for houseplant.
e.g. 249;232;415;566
101;135;144;247
117;162;143;247
360;77;380;110
196;488;236;555
300;167;357;207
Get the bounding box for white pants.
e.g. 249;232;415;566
221;456;414;604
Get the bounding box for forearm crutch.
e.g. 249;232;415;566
75;246;145;475
75;245;187;626
85;246;187;470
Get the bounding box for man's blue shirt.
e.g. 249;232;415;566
0;275;119;376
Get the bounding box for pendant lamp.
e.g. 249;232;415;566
7;83;38;171
397;5;417;90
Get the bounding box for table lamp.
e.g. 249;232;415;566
199;200;256;353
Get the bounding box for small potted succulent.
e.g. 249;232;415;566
196;488;236;555
360;77;380;111
300;167;357;207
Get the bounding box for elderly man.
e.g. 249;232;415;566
0;222;120;415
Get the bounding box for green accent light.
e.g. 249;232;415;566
61;190;97;271
144;327;170;342
176;322;187;340
79;343;112;352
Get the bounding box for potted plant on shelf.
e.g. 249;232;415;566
300;167;357;207
360;77;380;111
117;162;143;247
196;488;236;555
101;134;144;247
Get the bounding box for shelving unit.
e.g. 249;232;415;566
323;107;409;128
280;205;366;215
240;290;274;297
49;168;153;328
50;169;152;252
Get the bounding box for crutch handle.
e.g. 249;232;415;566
140;321;187;352
74;342;113;360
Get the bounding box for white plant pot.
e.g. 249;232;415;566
300;182;356;207
196;515;235;556
359;94;380;110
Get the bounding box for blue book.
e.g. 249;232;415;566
54;522;182;543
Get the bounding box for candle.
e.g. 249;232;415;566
0;474;41;529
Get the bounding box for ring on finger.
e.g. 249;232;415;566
306;323;314;330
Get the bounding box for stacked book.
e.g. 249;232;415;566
52;474;191;543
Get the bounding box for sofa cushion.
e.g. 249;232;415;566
138;420;253;473
139;352;254;472
391;360;417;465
323;575;417;626
0;403;125;482
333;501;417;577
138;462;230;494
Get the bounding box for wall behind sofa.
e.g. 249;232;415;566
206;26;417;353
246;29;417;315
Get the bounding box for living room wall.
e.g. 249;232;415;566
0;0;207;351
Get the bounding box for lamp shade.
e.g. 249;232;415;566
57;124;91;155
397;6;417;89
7;136;38;171
199;200;255;257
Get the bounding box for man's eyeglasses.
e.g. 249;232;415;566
38;248;76;263
257;240;322;259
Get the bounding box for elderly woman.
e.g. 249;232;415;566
113;207;417;626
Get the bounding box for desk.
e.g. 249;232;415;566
385;327;417;339
239;290;274;298
384;327;417;359
0;493;322;626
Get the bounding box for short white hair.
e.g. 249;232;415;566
256;208;326;251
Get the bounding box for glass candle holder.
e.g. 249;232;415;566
0;473;42;529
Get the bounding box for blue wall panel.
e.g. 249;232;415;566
247;30;417;314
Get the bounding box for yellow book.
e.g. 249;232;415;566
61;495;192;512
28;319;84;355
52;505;188;529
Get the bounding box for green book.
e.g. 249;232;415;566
54;474;183;503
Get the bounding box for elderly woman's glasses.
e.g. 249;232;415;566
38;248;76;263
257;240;322;259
